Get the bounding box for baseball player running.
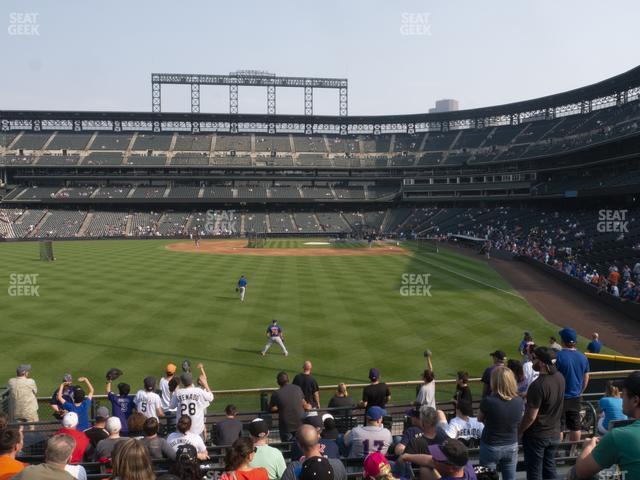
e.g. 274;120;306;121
261;319;288;356
237;275;247;302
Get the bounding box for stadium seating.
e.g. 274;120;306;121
37;155;81;166
91;133;134;150
132;134;173;151
173;134;213;151
12;132;52;150
83;152;124;166
85;211;128;237
47;133;92;150
32;210;86;238
255;135;291;152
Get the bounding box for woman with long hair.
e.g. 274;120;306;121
327;383;355;417
221;437;268;480
597;380;627;434
506;359;527;397
110;438;155;480
478;366;524;480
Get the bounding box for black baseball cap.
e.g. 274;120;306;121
144;376;156;390
248;418;269;438
301;456;334;480
490;350;506;361
533;346;556;366
613;371;640;397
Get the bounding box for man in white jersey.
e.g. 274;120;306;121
443;400;484;446
166;414;209;460
170;363;214;437
133;376;164;420
344;406;392;458
159;363;178;427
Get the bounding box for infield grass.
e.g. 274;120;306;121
0;239;606;410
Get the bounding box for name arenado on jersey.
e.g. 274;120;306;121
176;393;206;402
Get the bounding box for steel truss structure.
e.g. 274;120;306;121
2;66;640;136
150;72;348;116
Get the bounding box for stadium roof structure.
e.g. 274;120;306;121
1;65;639;135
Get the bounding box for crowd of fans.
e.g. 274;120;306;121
1;329;639;480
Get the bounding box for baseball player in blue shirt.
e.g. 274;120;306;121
261;319;288;356
237;275;247;301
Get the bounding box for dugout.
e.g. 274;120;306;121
585;353;640;394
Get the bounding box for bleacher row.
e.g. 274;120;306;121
1;99;639;167
3;184;399;202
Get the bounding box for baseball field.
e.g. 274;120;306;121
0;238;601;409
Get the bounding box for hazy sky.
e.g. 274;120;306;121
1;0;638;116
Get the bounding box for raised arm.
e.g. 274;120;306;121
79;377;94;399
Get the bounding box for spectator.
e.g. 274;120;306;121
416;368;436;409
134;376;164;420
291;415;339;460
0;427;26;478
268;372;306;442
481;351;506;398
55;413;89;464
127;412;147;439
57;377;94;431
106;381;134;436
49;374;74;420
166;415;209;460
327;384;355;417
169;369;213;437
556;327;590;447
596;380;627;435
361;369;391;409
344;407;392;458
522;344;539;391
110;438;155;480
586;333;603;354
82;406;109;461
14;434;77;480
477;367;523;480
7;364;38;423
518;347;565;480
300;456;335;480
248;418;286;480
363;451;395;480
163;443;199;480
398;405;450;477
548;337;562;352
293;361;321;409
214;404;243;446
159;363;178;420
95;417;125;461
445;401;484;447
221;437;268;480
142;417;176;461
429;440;477;480
507;359;527;397
281;425;346;480
574;371;640;479
453;371;473;407
394;407;423;456
321;414;339;441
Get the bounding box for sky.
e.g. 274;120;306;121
0;0;638;117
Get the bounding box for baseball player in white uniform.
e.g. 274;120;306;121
169;363;214;437
261;319;288;357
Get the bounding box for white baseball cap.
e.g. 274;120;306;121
62;412;78;428
106;416;122;434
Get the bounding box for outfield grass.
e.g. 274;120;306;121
0;239;603;410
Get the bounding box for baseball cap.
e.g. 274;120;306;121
62;412;79;428
559;327;577;344
248;418;269;438
166;363;177;374
301;456;334;480
404;407;420;418
428;439;469;468
16;364;31;376
63;373;73;383
363;451;391;479
490;351;506;361
96;406;110;420
533;346;557;366
366;406;387;421
106;416;122;433
180;372;193;386
303;414;324;430
613;371;640;397
144;376;156;390
321;413;334;423
369;368;380;381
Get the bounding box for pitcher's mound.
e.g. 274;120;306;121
166;240;409;257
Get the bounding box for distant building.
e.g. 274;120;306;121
429;99;459;113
